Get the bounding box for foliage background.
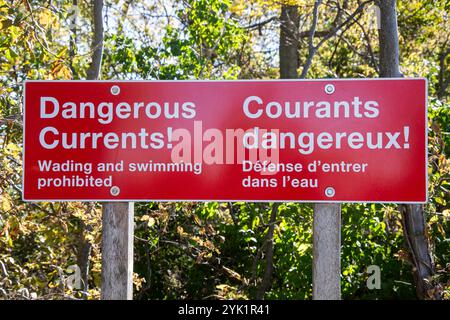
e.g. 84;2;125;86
0;0;449;300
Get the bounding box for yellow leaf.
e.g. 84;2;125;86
56;47;68;59
6;142;20;154
216;284;230;291
38;9;53;26
56;64;72;79
177;226;186;237
193;215;201;225
442;209;450;219
222;266;242;282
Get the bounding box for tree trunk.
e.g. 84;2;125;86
377;0;436;299
378;0;402;78
76;205;93;297
74;0;105;298
86;0;104;80
252;3;301;300
399;204;436;299
253;4;300;299
69;0;78;78
256;203;280;299
437;48;450;100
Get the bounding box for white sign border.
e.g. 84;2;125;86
22;78;429;204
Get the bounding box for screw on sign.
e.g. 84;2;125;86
325;187;336;198
110;186;120;196
110;85;120;95
325;84;335;94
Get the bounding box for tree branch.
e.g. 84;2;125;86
300;0;322;79
256;203;280;299
244;17;277;31
300;0;374;78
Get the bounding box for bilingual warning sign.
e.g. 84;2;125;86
23;79;427;202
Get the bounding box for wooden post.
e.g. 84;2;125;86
313;203;341;300
101;202;134;300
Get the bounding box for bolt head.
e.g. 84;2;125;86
325;84;335;94
325;187;335;198
110;186;120;196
